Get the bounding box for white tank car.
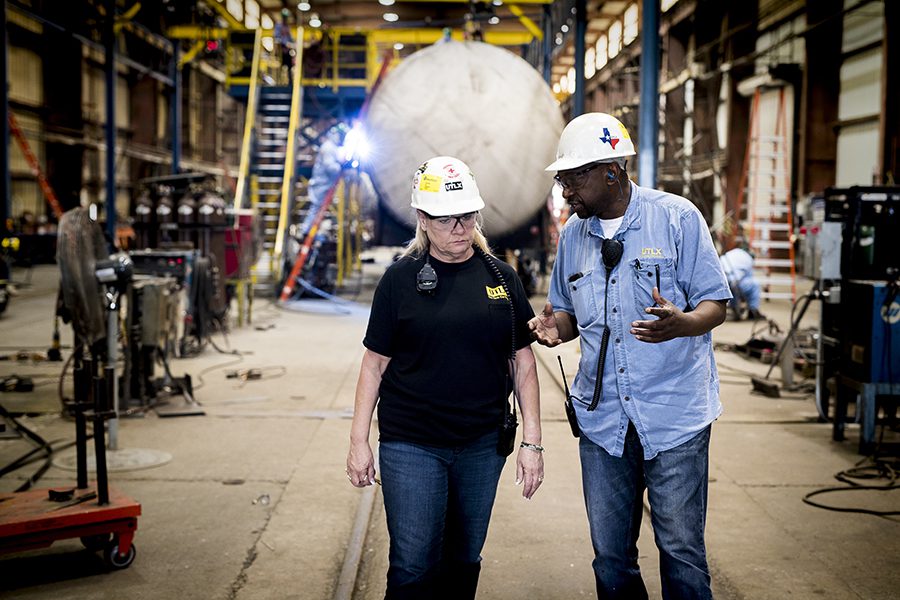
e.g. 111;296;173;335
363;40;564;238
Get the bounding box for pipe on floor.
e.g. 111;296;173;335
333;452;379;600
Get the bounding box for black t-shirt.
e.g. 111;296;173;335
363;251;535;447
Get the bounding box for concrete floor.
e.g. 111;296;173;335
0;258;898;599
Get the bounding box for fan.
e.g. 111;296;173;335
56;207;109;346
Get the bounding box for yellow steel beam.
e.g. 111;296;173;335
203;0;244;30
508;4;543;41
113;2;141;34
395;0;552;3
233;28;263;214
167;25;274;39
171;24;535;47
364;28;534;46
178;40;206;69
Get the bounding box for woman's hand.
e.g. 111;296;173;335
346;440;376;487
515;445;544;499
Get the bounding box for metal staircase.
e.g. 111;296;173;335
229;28;307;291
254;86;293;272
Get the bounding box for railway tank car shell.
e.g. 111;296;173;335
363;40;564;238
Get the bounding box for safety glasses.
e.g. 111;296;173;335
425;212;478;231
554;162;604;191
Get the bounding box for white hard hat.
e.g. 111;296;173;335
410;156;485;216
545;112;636;171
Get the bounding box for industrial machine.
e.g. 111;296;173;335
130;173;233;355
812;186;900;453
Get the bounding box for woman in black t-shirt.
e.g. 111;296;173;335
346;156;543;600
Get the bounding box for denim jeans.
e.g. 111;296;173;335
379;430;506;600
580;423;713;600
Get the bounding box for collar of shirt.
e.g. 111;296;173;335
586;181;643;240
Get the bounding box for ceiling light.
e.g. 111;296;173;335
383;12;399;22
488;16;499;25
309;13;321;27
379;0;396;5
561;24;569;33
492;0;503;5
297;2;310;11
393;42;404;50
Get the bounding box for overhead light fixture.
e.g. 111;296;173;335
488;16;500;25
492;0;503;6
383;12;399;22
298;2;311;11
379;0;396;5
561;24;569;33
393;42;404;50
309;13;321;27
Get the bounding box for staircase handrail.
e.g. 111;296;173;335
232;27;263;216
274;26;306;268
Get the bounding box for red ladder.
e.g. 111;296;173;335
7;111;64;219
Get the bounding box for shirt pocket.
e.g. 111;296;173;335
568;269;601;327
630;257;677;318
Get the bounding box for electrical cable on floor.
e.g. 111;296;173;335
278;278;357;315
227;365;287;388
0;439;77;478
0;402;60;491
802;423;900;517
190;354;245;391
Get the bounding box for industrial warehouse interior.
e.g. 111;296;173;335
0;0;898;599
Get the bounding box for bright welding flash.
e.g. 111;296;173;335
341;125;370;163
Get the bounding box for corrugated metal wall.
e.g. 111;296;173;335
7;44;43;220
835;0;884;186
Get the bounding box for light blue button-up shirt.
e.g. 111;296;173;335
549;182;732;459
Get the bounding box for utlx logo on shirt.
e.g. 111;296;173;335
485;285;508;300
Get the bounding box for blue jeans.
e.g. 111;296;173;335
580;423;713;600
379;431;506;600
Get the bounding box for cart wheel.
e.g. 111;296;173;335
105;542;136;569
81;534;112;551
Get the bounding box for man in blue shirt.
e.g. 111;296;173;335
529;113;731;599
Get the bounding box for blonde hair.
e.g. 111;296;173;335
400;211;494;259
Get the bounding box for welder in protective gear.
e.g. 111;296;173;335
298;123;349;237
528;112;731;600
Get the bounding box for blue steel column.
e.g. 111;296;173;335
542;4;552;84
2;1;10;228
104;0;116;241
170;42;181;173
574;0;586;117
638;0;660;188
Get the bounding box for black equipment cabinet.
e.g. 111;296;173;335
823;187;900;452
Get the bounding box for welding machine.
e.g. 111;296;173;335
840;280;900;384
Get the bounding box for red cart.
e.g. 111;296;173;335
0;484;140;568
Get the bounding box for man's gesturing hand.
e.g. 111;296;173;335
629;287;687;343
528;302;562;347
